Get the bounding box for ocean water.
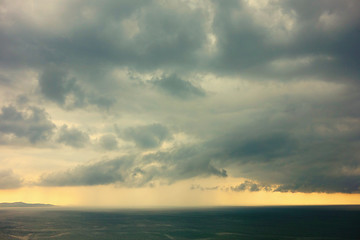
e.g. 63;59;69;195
0;206;359;240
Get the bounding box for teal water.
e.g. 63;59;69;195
0;206;359;239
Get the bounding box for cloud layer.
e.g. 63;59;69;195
0;169;22;189
0;0;359;193
0;106;55;144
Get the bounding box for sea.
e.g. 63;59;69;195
0;206;359;240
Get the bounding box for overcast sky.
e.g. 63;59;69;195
0;0;360;206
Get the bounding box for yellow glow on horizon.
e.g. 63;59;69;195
1;179;360;207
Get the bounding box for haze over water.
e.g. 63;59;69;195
1;206;359;240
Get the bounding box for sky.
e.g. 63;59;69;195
0;0;360;207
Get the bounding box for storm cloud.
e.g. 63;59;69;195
39;145;228;187
41;119;360;192
1;0;360;195
0;106;55;144
40;156;133;187
121;123;172;149
39;67;86;109
99;134;119;151
153;74;206;99
39;67;115;110
57;125;90;148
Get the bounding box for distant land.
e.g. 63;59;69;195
0;202;55;207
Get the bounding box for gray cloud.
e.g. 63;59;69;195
153;74;205;99
0;0;208;72
0;169;22;189
39;67;86;109
244;144;358;193
144;146;228;183
274;175;360;194
0;0;359;82
231;181;265;192
210;132;297;161
211;0;360;81
0;106;55;144
39;67;114;110
38;118;360;193
16;95;29;106
57;125;89;148
191;181;273;192
121;123;172;149
88;95;115;111
39;156;134;187
191;181;275;192
197;114;360;193
99;134;118;150
0;73;12;86
39;145;228;187
190;184;219;191
1;0;360;195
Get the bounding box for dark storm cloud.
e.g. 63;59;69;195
0;106;55;144
274;175;360;194
0;169;22;189
39;154;186;187
39;67;114;110
57;125;90;148
40;156;134;187
211;0;271;71
121;123;172;149
211;0;360;81
259;136;360;194
0;0;359;80
211;132;297;161
38;118;360;193
39;67;86;108
88;95;115;111
201;115;360;193
144;146;227;182
1;0;360;194
39;144;227;187
153;74;206;99
0;0;208;71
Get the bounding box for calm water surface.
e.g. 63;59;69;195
0;206;359;240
